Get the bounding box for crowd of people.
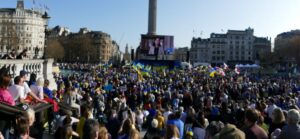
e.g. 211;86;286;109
0;63;300;139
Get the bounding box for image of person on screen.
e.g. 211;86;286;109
148;39;155;55
158;39;164;55
154;38;160;56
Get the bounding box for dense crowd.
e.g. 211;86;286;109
0;63;300;139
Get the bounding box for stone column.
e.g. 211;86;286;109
148;0;157;35
43;58;57;90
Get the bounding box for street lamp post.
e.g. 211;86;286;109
99;56;102;64
42;12;50;59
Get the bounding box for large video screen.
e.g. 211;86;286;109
140;35;174;56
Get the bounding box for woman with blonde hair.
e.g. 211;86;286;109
25;108;35;127
165;125;180;139
129;129;140;139
98;126;110;139
268;108;286;137
118;118;134;139
30;77;44;100
155;110;165;130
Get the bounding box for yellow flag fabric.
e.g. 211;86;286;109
209;71;216;77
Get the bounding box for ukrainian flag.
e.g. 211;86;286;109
209;71;217;78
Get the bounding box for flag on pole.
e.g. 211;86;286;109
223;63;228;70
219;69;226;76
46;5;50;11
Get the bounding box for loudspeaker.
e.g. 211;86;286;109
131;49;134;60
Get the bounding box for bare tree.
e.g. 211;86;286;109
45;39;65;61
0;20;20;53
60;34;98;63
274;36;300;66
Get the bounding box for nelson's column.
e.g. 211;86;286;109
148;0;157;35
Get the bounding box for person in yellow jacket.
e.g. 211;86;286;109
76;106;93;139
155;110;165;130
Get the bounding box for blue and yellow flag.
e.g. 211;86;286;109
209;71;216;78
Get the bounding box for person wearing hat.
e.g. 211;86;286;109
213;123;245;139
144;119;162;139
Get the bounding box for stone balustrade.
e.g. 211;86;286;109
0;59;57;90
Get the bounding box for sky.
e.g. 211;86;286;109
1;0;300;52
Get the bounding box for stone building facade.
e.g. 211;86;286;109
253;37;271;61
0;0;49;58
123;44;131;63
174;47;189;62
190;28;270;66
275;30;300;52
48;27;121;63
